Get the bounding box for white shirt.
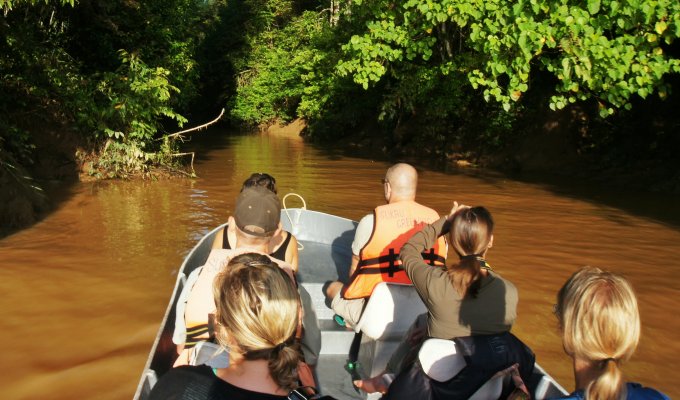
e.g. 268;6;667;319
351;214;374;256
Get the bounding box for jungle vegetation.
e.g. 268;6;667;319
1;0;679;187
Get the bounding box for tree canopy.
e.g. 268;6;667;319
1;0;678;183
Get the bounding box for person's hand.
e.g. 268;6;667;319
408;326;426;345
447;201;469;222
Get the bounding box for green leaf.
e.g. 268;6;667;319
655;21;667;35
587;0;601;15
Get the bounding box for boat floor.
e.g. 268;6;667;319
317;355;363;400
296;239;367;399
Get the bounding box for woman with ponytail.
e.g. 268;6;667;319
399;202;517;339
150;253;302;400
356;202;522;395
550;267;668;400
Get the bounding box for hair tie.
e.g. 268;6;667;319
271;337;294;357
603;358;617;364
459;253;483;261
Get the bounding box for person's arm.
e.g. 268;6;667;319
400;216;448;274
211;217;236;249
286;233;299;273
172;266;204;352
348;254;360;277
211;228;224;249
401;201;468;277
348;214;373;278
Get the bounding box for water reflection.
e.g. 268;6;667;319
0;131;678;399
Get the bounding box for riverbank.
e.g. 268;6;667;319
3;101;679;240
298;93;680;194
0;123;191;238
0;120;79;238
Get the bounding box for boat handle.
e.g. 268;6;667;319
282;193;306;251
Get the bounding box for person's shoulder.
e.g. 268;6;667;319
149;365;216;400
358;213;374;224
204;248;238;273
285;230;298;242
412;200;440;214
486;269;518;296
267;255;295;272
499;274;517;291
487;267;516;286
167;364;213;377
355;214;374;233
626;382;670;399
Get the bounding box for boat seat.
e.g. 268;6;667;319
418;338;503;400
354;282;426;340
354;283;426;389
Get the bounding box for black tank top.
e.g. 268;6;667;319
222;226;292;261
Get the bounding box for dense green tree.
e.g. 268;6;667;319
1;0;678;186
336;0;680;117
0;0;221;178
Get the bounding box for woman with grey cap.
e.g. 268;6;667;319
172;187;320;369
211;173;299;271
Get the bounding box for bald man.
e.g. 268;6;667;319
324;163;447;328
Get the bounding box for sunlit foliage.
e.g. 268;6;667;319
337;0;680;117
0;0;214;178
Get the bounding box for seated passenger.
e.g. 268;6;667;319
356;203;521;395
324;163;446;328
151;255;307;400
212;172;299;271
173;187;319;367
549;267;669;400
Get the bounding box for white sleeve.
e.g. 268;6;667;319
172;266;203;345
351;214;374;256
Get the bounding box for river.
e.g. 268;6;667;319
0;130;677;399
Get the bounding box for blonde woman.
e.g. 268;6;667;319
151;253;301;400
211;173;299;271
550;267;668;400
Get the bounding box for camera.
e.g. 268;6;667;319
287;388;335;400
287;388;312;400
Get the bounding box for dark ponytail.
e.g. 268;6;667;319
447;207;494;298
267;341;302;390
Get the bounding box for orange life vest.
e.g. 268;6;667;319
342;201;447;299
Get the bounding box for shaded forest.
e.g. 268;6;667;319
1;0;679;235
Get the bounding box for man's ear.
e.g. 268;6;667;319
273;222;283;237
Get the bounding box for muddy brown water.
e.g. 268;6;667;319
0;131;677;399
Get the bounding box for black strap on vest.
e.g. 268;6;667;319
223;226;291;261
423;248;438;266
357;248;445;274
185;314;217;349
222;227;231;249
385;248;399;277
185;324;210;349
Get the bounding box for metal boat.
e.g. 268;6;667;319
134;207;568;399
